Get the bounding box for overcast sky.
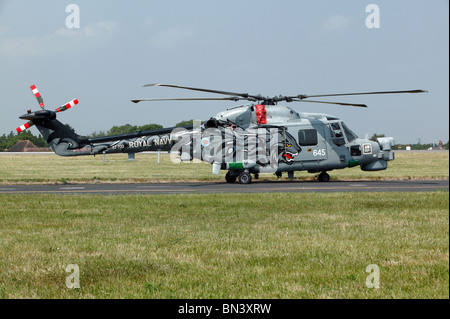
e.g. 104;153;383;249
0;0;448;144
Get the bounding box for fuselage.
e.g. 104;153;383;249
211;104;395;173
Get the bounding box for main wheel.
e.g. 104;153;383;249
238;172;252;184
225;171;237;183
318;172;330;182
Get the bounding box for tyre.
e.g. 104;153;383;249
238;172;252;184
225;171;237;183
318;172;330;182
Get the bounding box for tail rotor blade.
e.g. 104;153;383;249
55;99;79;112
16;121;34;133
30;85;44;109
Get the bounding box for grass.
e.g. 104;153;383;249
0;151;448;184
0;192;448;298
0;151;448;299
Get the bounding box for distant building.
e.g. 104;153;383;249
7;140;51;152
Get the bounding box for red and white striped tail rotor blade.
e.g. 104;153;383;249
30;85;45;109
55;99;79;112
16;121;34;134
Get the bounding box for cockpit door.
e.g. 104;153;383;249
286;124;328;161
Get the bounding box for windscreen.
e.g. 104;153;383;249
341;122;358;142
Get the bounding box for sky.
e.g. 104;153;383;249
0;0;448;144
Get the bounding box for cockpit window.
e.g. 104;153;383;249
329;123;345;146
341;123;358;142
330;123;343;137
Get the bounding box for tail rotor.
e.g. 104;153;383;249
15;84;79;134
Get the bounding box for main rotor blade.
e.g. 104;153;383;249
292;99;367;107
297;89;428;99
131;97;240;103
143;83;257;99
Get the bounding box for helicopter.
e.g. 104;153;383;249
15;84;427;184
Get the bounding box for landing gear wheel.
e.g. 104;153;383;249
254;173;259;179
225;171;237;183
318;172;330;182
275;172;282;178
238;172;252;184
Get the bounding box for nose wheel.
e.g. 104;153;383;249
318;172;330;182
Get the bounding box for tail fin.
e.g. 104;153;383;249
34;116;91;156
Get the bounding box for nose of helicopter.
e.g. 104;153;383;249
359;136;395;171
377;137;395;161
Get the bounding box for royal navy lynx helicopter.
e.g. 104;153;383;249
15;84;426;184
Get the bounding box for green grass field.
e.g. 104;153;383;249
0;192;448;299
0;151;448;183
0;151;448;299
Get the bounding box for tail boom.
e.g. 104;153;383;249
34;118;174;157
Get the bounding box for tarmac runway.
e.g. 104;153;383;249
0;179;448;195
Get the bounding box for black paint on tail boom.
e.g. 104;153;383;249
32;114;176;157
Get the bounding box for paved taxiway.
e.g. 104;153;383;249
0;180;448;195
